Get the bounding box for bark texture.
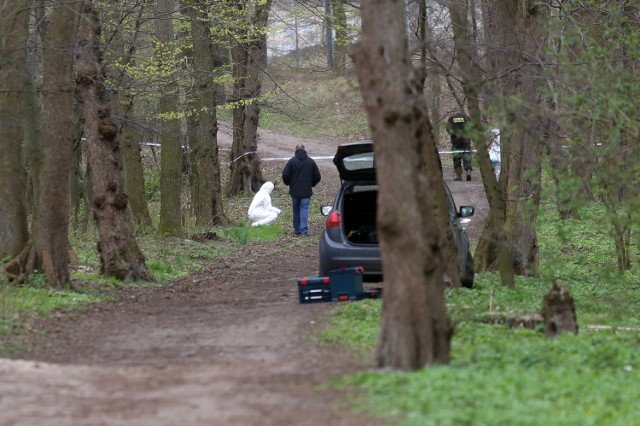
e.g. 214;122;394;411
448;2;515;287
351;0;452;370
0;0;29;259
499;1;546;276
480;0;547;277
155;0;183;235
121;119;153;229
22;0;46;220
183;0;229;226
33;0;82;288
4;0;47;283
106;2;153;230
228;31;252;196
243;0;270;166
75;1;153;281
227;0;269;196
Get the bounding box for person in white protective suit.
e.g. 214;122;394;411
248;181;282;226
488;128;501;180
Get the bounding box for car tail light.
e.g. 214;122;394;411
325;210;341;229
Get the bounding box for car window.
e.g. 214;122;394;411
343;152;374;171
347;184;378;193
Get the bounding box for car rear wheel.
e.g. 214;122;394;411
461;250;474;289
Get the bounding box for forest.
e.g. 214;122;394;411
0;1;639;424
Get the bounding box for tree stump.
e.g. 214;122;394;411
541;282;578;337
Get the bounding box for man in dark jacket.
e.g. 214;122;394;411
447;112;473;181
282;144;321;236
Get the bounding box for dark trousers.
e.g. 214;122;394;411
452;151;472;177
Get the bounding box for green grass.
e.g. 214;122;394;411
322;202;640;426
0;275;105;355
259;68;370;141
5;65;638;424
339;337;640;425
216;71;369;141
0;179;293;354
0;152;313;352
0;220;287;355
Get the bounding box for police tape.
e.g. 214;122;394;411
243;152;476;162
138;142;480;162
261;155;334;162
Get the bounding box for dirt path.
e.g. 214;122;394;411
0;128;487;426
2;240;382;426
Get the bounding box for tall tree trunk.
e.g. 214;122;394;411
227;33;252;196
351;0;453;370
155;0;183;235
23;0;47;219
210;2;228;105
244;0;270;156
183;0;229;226
0;0;29;259
120;107;154;229
416;1;460;286
227;0;269;196
35;0;82;288
75;0;153;281
5;0;48;282
243;0;270;193
106;1;153;230
227;0;250;196
490;0;546;277
448;1;515;287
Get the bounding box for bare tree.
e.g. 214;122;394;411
75;0;153;281
351;0;453;370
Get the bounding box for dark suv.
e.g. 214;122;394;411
318;140;475;287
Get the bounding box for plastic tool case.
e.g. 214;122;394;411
297;276;331;303
328;267;364;302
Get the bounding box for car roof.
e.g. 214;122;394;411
333;140;375;181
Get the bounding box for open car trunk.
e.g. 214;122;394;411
342;185;378;244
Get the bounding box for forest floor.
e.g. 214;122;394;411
0;127;488;426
